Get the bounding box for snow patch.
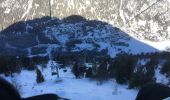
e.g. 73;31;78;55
4;8;11;14
155;67;169;85
86;0;91;5
21;0;34;20
75;43;94;51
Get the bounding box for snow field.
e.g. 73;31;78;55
1;62;138;100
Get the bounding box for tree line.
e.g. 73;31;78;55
72;51;170;88
1;51;170;88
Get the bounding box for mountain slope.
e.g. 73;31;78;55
0;0;170;41
0;16;158;57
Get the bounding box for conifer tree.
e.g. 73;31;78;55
86;68;93;78
161;60;170;76
72;62;79;78
36;67;45;83
96;61;108;84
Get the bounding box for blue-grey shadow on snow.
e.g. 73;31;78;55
0;15;158;57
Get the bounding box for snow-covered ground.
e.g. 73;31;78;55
137;39;170;51
1;62;138;100
155;66;170;85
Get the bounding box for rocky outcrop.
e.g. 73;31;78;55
0;0;170;41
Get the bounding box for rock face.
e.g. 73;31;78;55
0;0;170;41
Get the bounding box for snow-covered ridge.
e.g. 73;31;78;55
0;16;162;57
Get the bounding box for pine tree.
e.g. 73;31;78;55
161;60;170;77
129;66;145;89
72;62;79;78
9;56;21;74
129;65;156;89
86;68;93;78
108;61;116;78
96;61;108;84
15;56;22;73
114;54;137;84
36;67;45;83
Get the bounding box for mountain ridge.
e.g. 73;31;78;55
0;16;158;57
0;0;170;41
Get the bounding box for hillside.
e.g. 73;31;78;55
0;16;160;57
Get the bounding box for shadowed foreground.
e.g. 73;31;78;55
136;83;170;100
0;77;69;100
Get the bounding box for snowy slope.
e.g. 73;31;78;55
0;62;138;100
135;40;170;51
1;15;170;58
0;16;156;57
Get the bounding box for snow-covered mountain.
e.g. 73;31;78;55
0;16;159;57
0;0;170;41
0;1;170;99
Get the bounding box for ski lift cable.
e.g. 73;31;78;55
122;0;162;28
